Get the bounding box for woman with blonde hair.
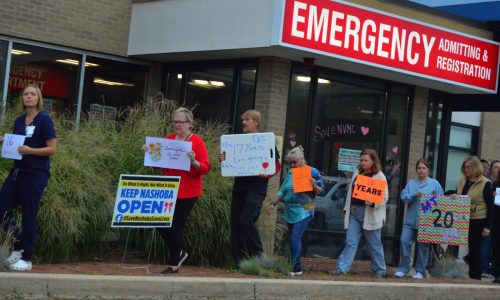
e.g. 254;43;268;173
457;156;493;280
330;149;389;277
0;84;57;271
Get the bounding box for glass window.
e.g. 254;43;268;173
165;62;258;132
449;125;472;148
307;73;387;236
382;87;410;237
185;67;234;124
282;68;311;175
8;43;82;114
233;66;256;133
445;149;470;191
424;95;444;179
82;56;149;121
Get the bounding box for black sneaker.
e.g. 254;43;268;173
160;266;178;275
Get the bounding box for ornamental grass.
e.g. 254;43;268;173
0;98;238;266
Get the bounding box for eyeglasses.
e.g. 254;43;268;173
172;120;190;125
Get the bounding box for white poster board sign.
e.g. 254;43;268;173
338;148;361;172
1;134;25;160
144;137;192;171
495;188;500;206
111;174;180;228
221;132;276;177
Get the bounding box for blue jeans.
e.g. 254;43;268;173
396;225;429;275
481;234;492;274
336;206;386;275
288;215;312;272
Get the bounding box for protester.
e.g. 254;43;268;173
267;146;323;276
330;149;389;277
491;167;500;284
456;156;493;280
142;107;210;274
395;158;444;279
0;85;57;271
219;110;280;267
481;159;490;178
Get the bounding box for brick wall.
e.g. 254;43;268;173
406;87;429;181
0;0;132;56
254;57;291;255
479;112;500;164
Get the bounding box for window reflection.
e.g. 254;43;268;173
8;43;81;114
82;56;148;121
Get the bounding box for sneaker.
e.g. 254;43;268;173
4;250;23;265
375;273;388;278
9;259;32;271
481;273;494;278
328;269;345;276
177;250;188;268
412;272;425;279
394;271;406;278
160;266;178;275
289;271;303;276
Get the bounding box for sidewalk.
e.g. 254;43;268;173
1;258;500;299
1;271;499;300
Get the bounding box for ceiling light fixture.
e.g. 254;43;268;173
11;49;31;55
94;77;134;87
56;59;99;67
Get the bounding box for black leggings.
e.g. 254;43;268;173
157;197;197;265
469;218;487;280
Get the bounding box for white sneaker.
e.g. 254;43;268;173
9;259;32;271
394;271;406;278
4;250;23;265
289;271;303;276
412;272;424;279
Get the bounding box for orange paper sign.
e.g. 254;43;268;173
352;175;386;204
291;166;313;193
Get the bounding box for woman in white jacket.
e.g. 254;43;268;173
330;148;389;277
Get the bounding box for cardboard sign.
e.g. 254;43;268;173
292;166;312;193
111;174;180;228
352;174;386;204
220;132;276;177
281;0;500;93
417;195;470;246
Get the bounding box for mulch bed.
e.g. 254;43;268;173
24;257;496;285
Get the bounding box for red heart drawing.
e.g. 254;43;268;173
262;162;269;169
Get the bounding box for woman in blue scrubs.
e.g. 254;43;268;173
0;84;57;271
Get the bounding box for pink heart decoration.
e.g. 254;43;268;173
392;146;398;154
361;126;369;136
289;140;296;147
262;162;269;169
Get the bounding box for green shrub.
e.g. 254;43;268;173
0;99;234;266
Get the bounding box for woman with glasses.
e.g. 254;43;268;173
456;156;493;280
142;107;210;274
330;148;389;277
267;146;324;276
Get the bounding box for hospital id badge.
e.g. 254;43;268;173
25;125;35;138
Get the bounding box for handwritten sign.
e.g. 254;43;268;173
338;148;361;172
417;195;470;246
292;166;312;193
1;134;25;160
352;175;386;204
111;174;180;228
221;132;276;177
144;137;192;171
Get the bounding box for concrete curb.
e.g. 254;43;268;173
1;273;499;299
